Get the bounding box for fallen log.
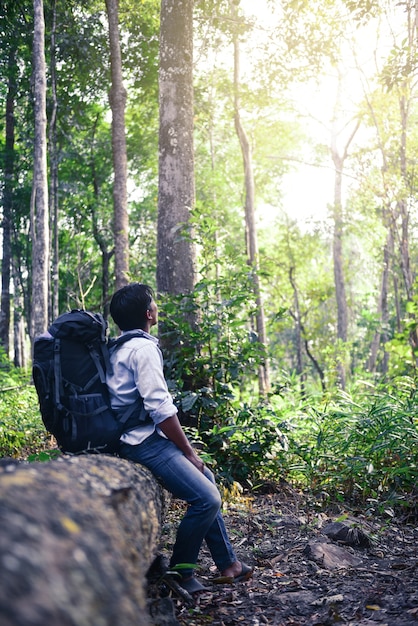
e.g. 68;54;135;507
0;454;167;626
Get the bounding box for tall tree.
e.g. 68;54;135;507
105;0;129;290
0;43;16;354
31;0;49;339
330;78;360;388
49;0;59;321
230;0;270;396
367;227;392;374
0;0;32;356
157;0;196;297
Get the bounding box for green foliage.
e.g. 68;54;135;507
27;449;62;462
0;350;49;457
200;401;291;487
161;270;262;399
162;278;417;516
154;208;417;515
157;213;289;485
286;378;418;513
0;341;416;518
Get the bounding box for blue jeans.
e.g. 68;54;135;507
120;432;237;577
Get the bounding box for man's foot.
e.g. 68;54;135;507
215;561;254;584
178;576;208;594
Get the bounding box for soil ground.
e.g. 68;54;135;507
148;485;418;626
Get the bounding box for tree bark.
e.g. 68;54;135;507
396;92;418;351
367;226;392;374
288;267;305;397
331;149;348;345
0;454;167;626
31;0;50;340
90;113;115;319
330;99;359;389
48;0;59;322
105;0;129;290
13;262;26;367
157;0;196;297
0;44;16;355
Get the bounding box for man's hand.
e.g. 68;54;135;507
159;414;205;473
185;449;205;474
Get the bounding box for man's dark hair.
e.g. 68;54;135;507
109;283;155;330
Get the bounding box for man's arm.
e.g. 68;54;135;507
158;414;204;473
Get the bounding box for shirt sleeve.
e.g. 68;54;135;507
128;340;178;424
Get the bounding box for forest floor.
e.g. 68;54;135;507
148;484;418;626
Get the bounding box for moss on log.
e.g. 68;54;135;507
0;454;166;626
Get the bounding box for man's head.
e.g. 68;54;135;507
109;283;157;331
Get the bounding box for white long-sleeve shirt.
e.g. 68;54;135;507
106;330;177;445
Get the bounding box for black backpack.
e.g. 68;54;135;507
32;309;147;454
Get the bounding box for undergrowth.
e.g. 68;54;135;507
284;377;418;516
0;350;50;458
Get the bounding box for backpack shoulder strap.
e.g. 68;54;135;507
53;338;63;406
117;396;147;425
109;330;149;351
87;343;108;384
109;330;151;425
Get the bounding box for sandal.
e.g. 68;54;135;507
178;576;209;594
212;561;254;584
233;562;254;582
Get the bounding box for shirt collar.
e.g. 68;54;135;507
121;329;159;344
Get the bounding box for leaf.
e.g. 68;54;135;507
407;608;418;616
169;563;198;572
181;392;199;412
211;575;234;585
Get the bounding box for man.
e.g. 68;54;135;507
106;282;253;594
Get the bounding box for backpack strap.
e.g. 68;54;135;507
85;320;112;388
53;338;64;407
87;344;107;384
116;396;148;425
109;329;147;351
110;330;150;425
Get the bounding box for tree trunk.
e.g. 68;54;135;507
367;225;392;374
396;92;418;351
230;1;270;396
12;259;26;367
0;45;16;355
289;268;305;398
330;103;359;389
331;150;347;345
90;114;115;318
105;0;129;290
0;454;166;626
157;0;196;297
10;254;26;366
31;0;50;340
49;0;59;321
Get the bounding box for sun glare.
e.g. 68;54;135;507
233;0;406;228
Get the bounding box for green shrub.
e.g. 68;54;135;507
199;400;291;487
285;377;418;513
0;350;49;457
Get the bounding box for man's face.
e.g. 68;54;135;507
147;299;158;326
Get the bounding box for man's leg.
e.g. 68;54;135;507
120;433;222;576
